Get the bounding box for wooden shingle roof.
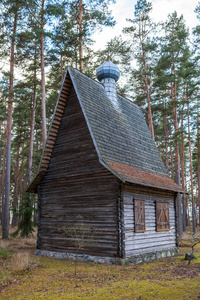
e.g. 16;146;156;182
27;67;183;193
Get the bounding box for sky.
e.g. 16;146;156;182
92;0;200;50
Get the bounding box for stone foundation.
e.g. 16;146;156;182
35;248;178;265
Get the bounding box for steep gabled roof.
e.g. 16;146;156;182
27;67;183;193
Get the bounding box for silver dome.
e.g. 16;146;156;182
96;59;120;82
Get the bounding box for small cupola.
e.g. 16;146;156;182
96;57;120;110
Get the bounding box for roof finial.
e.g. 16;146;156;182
107;43;110;61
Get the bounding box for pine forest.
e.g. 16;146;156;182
0;0;200;238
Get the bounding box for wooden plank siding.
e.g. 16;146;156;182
38;86;120;258
122;184;177;258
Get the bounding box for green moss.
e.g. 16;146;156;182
0;249;200;300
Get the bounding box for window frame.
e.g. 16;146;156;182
156;201;170;232
134;199;146;233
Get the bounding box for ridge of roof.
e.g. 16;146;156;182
68;67;139;110
68;67;103;163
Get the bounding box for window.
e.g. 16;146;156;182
156;202;170;231
134;199;145;233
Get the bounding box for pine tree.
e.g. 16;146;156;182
19;0;49;149
179;47;197;232
40;0;47;149
153;50;174;175
123;0;156;140
0;82;7;225
193;2;200;227
161;12;189;234
0;0;20;238
69;0;116;72
45;0;116;119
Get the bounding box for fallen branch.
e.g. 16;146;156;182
178;230;200;265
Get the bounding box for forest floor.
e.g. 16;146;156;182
0;229;200;300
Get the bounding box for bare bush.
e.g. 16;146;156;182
57;222;97;275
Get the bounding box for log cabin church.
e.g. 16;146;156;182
27;58;183;264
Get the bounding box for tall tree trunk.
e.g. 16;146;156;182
195;196;198;227
28;60;37;183
142;46;154;140
187;100;196;233
171;54;182;235
181;103;186;232
78;0;83;72
196;98;200;227
163;112;169;173
60;54;64;83
197;114;200;228
1;125;7;225
186;193;189;227
2;10;18;239
0;124;5;225
40;0;47;149
169;129;174;180
0;124;2;224
12;147;19;227
0;124;2;175
19;142;25;208
36;127;39;154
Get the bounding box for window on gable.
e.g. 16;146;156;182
134;199;145;233
156;202;170;231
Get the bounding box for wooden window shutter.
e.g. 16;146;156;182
156;202;170;231
134;199;145;233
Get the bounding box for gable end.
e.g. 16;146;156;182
27;71;73;192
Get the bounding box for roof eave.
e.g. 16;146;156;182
101;160;185;194
124;179;184;193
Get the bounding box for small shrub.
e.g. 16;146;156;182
12;193;35;238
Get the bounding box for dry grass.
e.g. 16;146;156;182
0;226;37;251
0;227;39;288
180;229;200;240
179;229;200;251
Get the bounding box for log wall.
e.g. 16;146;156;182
38;86;120;258
122;184;177;258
